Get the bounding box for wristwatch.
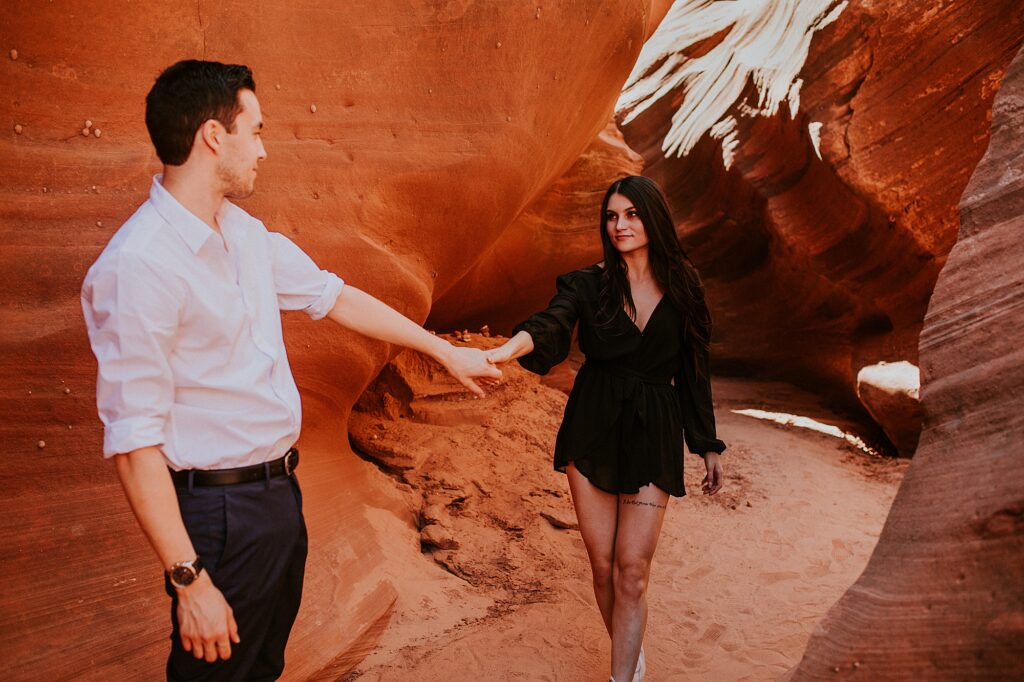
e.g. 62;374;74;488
167;556;205;589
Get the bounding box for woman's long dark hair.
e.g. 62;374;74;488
597;175;712;361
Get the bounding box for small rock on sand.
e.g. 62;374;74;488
421;524;459;550
540;510;578;530
421;504;446;526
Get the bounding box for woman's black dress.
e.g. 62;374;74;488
513;265;726;497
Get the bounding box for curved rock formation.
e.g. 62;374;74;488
428;119;644;333
615;0;1024;436
0;2;662;677
789;44;1024;680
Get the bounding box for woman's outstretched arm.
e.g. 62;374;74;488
485;330;534;365
493;271;583;374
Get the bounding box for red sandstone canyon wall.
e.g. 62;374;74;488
619;0;1024;442
4;1;1023;678
788;42;1024;680
0;2;663;677
431;1;1024;454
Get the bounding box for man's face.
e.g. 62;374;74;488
218;89;266;199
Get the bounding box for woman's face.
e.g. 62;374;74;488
605;193;649;254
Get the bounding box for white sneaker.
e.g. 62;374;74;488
632;646;646;682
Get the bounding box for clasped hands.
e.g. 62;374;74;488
438;338;521;396
436;342;505;397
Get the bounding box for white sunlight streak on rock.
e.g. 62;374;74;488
808;121;824;159
618;0;849;158
710;116;739;169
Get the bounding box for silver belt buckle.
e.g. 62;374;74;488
283;448;298;477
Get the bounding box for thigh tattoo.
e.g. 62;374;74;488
620;498;666;509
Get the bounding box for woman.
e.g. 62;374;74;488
485;175;726;681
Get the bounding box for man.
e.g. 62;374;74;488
81;59;500;680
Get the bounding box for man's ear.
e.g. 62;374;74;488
197;119;225;155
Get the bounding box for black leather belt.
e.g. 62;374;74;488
170;448;299;487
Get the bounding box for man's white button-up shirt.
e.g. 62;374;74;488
82;175;344;470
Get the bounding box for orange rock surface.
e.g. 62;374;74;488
436;1;1022;453
429;119;643;332
3;1;1023;679
614;0;1024;445
0;2;663;677
788;43;1024;680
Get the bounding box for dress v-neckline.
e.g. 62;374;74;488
625;295;666;336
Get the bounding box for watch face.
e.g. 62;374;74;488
171;565;196;587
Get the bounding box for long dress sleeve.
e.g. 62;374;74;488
512;272;582;376
676;341;727;457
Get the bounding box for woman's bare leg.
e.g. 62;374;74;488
610;484;669;681
566;463;619;634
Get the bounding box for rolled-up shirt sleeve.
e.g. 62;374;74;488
269;232;344;320
81;253;181;457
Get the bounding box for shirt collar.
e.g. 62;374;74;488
149;174;222;255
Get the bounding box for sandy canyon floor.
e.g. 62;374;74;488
335;338;907;682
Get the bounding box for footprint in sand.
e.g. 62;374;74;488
687;564;714;580
667;620;700;639
720;638;741;653
831;538;853;563
804;558;832;578
698;622;727;648
758;570;801;585
681;622;727;663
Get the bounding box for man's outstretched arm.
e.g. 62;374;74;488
326;285;501;396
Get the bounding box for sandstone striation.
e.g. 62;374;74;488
424;1;1024;453
429;119;644;332
789;43;1024;680
0;2;661;677
612;0;1024;435
3;0;1024;678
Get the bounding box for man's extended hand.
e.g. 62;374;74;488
440;345;503;397
177;572;240;662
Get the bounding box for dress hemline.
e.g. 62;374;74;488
556;458;687;498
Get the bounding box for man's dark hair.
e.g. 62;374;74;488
145;60;256;165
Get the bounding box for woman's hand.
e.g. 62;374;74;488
484;330;534;368
438;345;503;397
484;344;517;366
701;452;724;495
477;345;515;388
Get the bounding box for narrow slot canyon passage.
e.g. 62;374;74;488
2;1;1022;680
343;362;907;681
